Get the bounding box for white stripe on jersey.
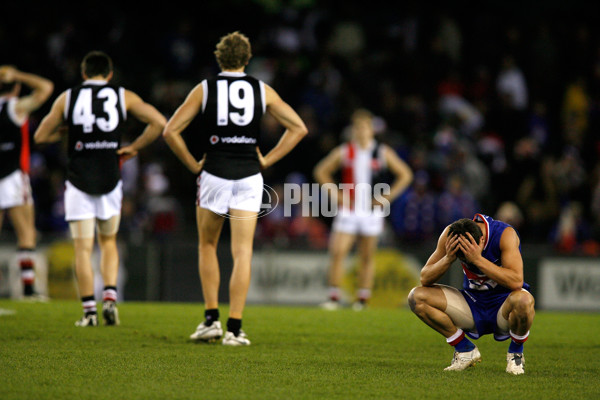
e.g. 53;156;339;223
259;81;266;114
119;87;127;120
6;98;26;126
201;79;208;112
64;89;72;120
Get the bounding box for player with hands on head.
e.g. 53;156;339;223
0;65;53;300
34;51;166;327
408;214;535;375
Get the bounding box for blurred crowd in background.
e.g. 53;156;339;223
2;1;600;255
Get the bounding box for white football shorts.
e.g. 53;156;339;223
332;207;385;237
64;180;123;221
0;169;33;210
197;171;263;214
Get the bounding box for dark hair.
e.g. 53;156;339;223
448;218;483;260
81;51;113;78
214;31;252;70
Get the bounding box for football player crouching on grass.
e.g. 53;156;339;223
408;214;535;375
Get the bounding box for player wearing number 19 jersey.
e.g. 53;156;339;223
35;51;166;327
163;31;308;345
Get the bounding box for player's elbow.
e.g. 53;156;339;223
155;115;167;131
33;128;48;144
41;81;54;99
419;274;435;287
293;124;308;139
507;280;524;292
162;125;175;140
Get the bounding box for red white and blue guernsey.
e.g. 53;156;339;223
459;213;530;340
461;213;530;294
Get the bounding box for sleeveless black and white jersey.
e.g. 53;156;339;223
64;80;126;194
196;72;266;180
0;97;30;179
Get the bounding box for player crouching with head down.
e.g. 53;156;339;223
408;214;535;375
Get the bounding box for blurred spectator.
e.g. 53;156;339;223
496;55;528;111
551;201;592;254
561;77;590;148
437;174;478;228
141;163;181;239
391;169;437;242
495;201;524;231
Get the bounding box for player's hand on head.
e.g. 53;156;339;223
457;232;483;263
445;233;460;262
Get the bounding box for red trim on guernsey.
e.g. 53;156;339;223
341;143;355;208
473;213;490;250
19;120;30;173
341;142;354;184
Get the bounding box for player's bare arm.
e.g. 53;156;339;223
163;83;205;174
420;225;460;286
117;90;166;162
257;84;308;169
313;146;346;204
382;145;413;203
34;92;67;144
457;228;524;291
313;146;342;185
0;66;53;116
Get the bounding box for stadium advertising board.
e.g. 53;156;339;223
539;258;600;311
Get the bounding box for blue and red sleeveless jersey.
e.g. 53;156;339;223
460;213;529;293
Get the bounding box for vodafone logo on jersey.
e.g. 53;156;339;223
210;135;219;145
75;141;84;151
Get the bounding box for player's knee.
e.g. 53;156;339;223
511;291;535;316
407;287;424;313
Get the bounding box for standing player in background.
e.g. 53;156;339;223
0;66;53;300
34;51;166;326
163;31;307;345
314;109;413;310
408;214;535;374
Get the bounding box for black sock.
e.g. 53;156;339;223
204;309;219;326
227;318;242;336
81;295;97;316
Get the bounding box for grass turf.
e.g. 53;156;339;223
0;300;599;400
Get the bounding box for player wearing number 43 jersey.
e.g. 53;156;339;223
163;31;308;345
34;51;166;327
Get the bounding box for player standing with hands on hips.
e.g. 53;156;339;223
163;31;308;345
408;214;535;374
34;51;166;326
0;65;53;300
314;109;413;310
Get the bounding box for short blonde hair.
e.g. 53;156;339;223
214;31;252;71
351;108;374;123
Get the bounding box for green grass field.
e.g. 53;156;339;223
0;300;599;400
